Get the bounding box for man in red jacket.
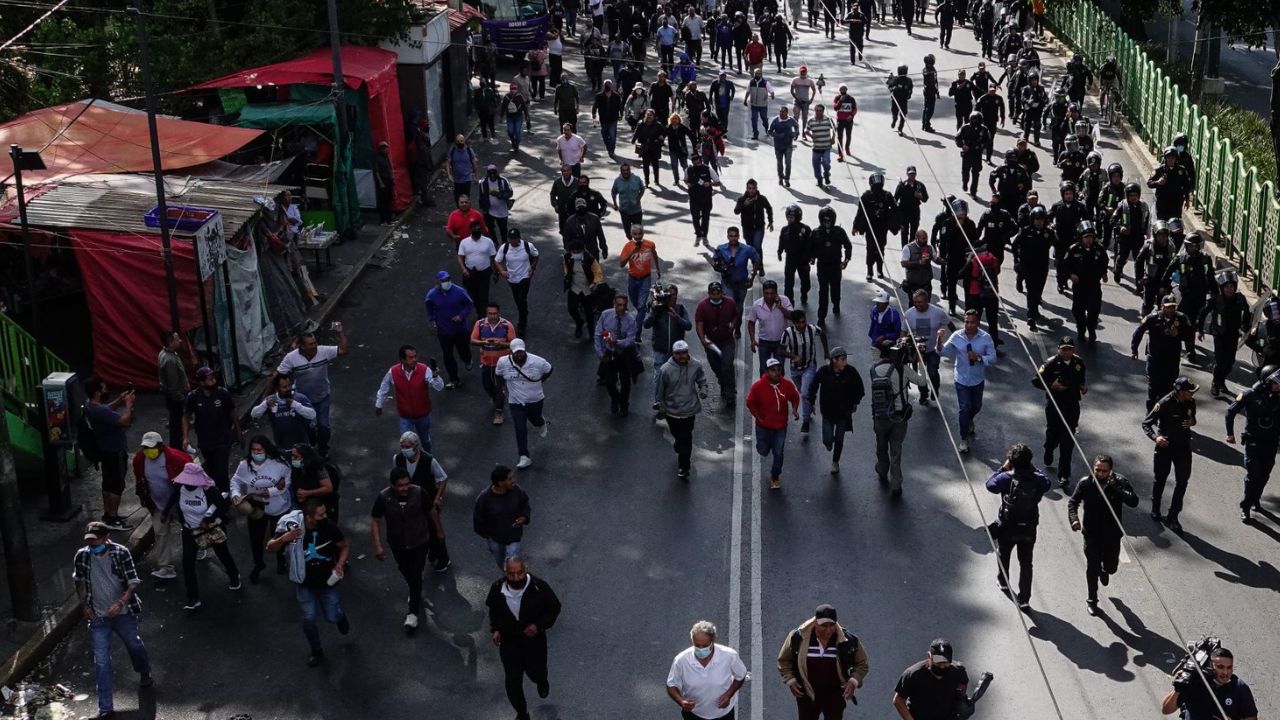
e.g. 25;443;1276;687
374;344;447;452
131;431;192;579
747;358;801;489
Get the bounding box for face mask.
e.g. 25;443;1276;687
291;459;303;469
1175;144;1185;153
251;452;267;463
694;646;713;659
90;543;107;555
143;448;161;460
441;282;454;291
402;448;416;458
471;230;482;238
709;297;723;305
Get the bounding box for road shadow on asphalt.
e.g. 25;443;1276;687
1100;597;1184;673
1026;608;1136;680
1177;527;1280;591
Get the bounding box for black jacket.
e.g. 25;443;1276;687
777;222;813;262
807;364;865;420
486;574;562;641
473;485;532;544
1068;474;1138;538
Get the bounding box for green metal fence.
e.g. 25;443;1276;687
1;310;69;413
1047;0;1280;293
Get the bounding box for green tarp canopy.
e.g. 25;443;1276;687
234;103;360;235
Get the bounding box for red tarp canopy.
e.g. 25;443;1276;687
0;101;263;183
189;46;411;211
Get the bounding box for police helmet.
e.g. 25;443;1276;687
1004;152;1018;164
1163;146;1178;158
1054;87;1067;98
785;204;802;219
1030;206;1048;221
897;64;908;75
1065;136;1080;148
818;206;837;224
1217;269;1239;287
1067;102;1081;114
869;172;885;187
1018;58;1030;69
1059;180;1077;194
1077;220;1096;237
1107;162;1124;177
1172;131;1188;147
1168;218;1183;233
1106;54;1116;64
1152;220;1169;236
1184;231;1203;246
1028;73;1040;82
1267;369;1280;387
952;199;969;216
1124;182;1141;195
1086;151;1102;166
1074;120;1091;135
925;54;936;65
1262;364;1280;380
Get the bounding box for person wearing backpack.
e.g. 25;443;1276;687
776;604;869;719
985;443;1051;610
869;342;925;496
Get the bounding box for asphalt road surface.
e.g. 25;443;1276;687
29;12;1280;720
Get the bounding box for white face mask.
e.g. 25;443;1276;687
441;282;454;291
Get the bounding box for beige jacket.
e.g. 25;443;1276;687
776;618;871;700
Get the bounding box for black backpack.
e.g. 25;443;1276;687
77;406;103;467
1000;472;1042;526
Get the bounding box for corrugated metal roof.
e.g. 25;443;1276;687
6;175;295;237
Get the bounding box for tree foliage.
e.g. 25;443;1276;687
0;0;419;122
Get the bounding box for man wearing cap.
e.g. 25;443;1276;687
375;344;446;451
777;604;869;719
790;66;817;132
374;139;395;224
1142;377;1198;532
892;639;969;720
182;369;241;493
808;347;865;474
867;290;902;348
424;270;475;389
83;377;136;531
131;432;191;580
562;193;609;260
1226;369;1280;523
656;340;708;478
747;357;801;489
74;521;153;717
1032;337;1087;488
496;339;554;469
478;164;515;245
1131;295;1192;410
749;280;795;373
696;282;741;402
497;228;541;334
942;309;998;453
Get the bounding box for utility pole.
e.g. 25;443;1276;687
326;0;352;239
131;0;182;335
0;408;39;622
9;144;43;341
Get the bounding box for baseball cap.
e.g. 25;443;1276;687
766;357;782;369
1161;294;1179;306
830;346;847;358
672;340;690;352
140;431;163;448
1173;376;1198;392
486;163;497;171
195;366;215;379
436;270;451;281
708;281;724;293
929;640;954;663
1058;336;1076;349
84;521;112;540
814;604;838;625
510;338;527;352
873;289;890;303
905;165;917;174
510;228;522;238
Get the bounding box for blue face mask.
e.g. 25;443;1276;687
251;452;266;464
291;459;303;469
90;543;107;555
694;645;713;659
402;448;416;458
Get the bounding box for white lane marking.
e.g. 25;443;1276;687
750;393;764;720
730;326;745;651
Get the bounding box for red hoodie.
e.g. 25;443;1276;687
747;375;800;431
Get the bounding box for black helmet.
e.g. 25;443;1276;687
1059;180;1077;194
1106;54;1116;64
1124;182;1141;195
869;172;885;186
1067;102;1080;113
1162;146;1178;158
1107;162;1124;177
818;206;836;224
1028;73;1040;82
1172;132;1188;147
1074;120;1090;135
1054;87;1067;98
1018;58;1030;69
785;204;802;219
1065;136;1080;148
897;64;908;75
969;111;983;124
1077;220;1096;237
1004;152;1018;164
1152;220;1169;236
1262;364;1280;380
1168;218;1183;233
1086;151;1102;166
1217;268;1239;287
924;54;935;65
1030;206;1048;221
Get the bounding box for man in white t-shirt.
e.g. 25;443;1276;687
275;326;349;457
555;124;588;176
666;620;749;720
496;229;541;333
457;220;498;315
901;289;954;405
494;339;554;468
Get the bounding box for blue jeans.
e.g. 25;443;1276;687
757;339;783;374
398;414;433;453
670;149;689;183
310;396;331;455
295;584;346;654
774;145;793;180
746;227;765;255
811;148;832;181
89;614;151;713
628;275;653;330
506;115;525;146
508;400;546;457
790;364;817;421
750;105;769;136
956;382;985;438
755;425;787;476
601;122;618;154
487;538;524;568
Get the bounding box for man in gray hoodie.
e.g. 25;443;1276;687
655;341;708;479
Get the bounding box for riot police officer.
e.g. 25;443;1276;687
1136;222;1175;314
1132;296;1191;410
887;64;914;135
977;192;1017;265
949;70;975;130
1147;147;1193;221
1081;151;1106;214
1049;180;1089;292
1064;52;1092;105
1032;336;1087;487
989;152;1031;214
974;85;1005;162
1065;221;1108;343
1056;135;1087;183
777;204;814;306
1109;182;1150;282
1170;131;1197;195
1048;89;1070;161
1011;206;1054;330
1097;162;1127;249
1198;269;1251;397
854;172;900;281
1244;297;1280;378
1142;376;1198;532
1019;73;1049;144
956;111;992;195
894;166;930;244
936;198;978;315
1164;232;1216;360
813;206;853;326
1008;136;1040;176
1226;369;1280;523
1073;118;1095;154
970;62;997;98
922;54;940;132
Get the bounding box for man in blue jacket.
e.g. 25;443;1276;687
867;289;902;348
425;270;475;388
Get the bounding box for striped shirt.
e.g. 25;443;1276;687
782;324;827;369
807;117;836;150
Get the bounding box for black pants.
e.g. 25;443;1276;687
922;90;937;127
1084;534;1121;602
620;211;644;240
983;120;997;160
641;154;662;185
1212;333;1239;388
684;709;735;720
1071;283;1102;336
688;38;703;62
600;355;632;411
1147;359;1179;410
549;55;563;87
965;292;999;339
1044;401;1080;479
899;215;921;245
199;444;232;493
567;291;597;333
1024;267;1048;320
798;692;845;719
437;331;472;383
996;526;1036;603
866;236;887;276
486;215;510;245
816;263;843;322
181;529;239;604
500;637;549;717
532;76;546;99
981;30;993;57
1180;298;1205;354
961;153;982;193
1022;110;1043;144
453;181;472;203
479;113;496;139
377;185;394;223
510;279;532;331
890;98;907;131
939;22;953;46
247;513;283;570
665;415;696;471
1152;443;1193;519
464;267;493;316
391;543;428;615
954;104;971;129
941;262;963;311
783;258;812;304
849;37;864;63
690;204;711;239
837;119;853;151
163;397;185;448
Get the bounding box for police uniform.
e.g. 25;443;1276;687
1135;236;1174;314
1065;238;1108;341
1147;163;1193;221
854;184;899;278
955;120;991;194
976;206;1016;264
1056;147;1087;183
1197;290;1250;394
1048;195;1088;289
1245;317;1280;378
812;221;853;323
777;220;814;305
1019;82;1048;144
935;211;979;314
1164;244;1216;358
1131;306;1191;409
1032;346;1086;482
1108;197;1150;280
1010;222;1054;327
894;176;930;244
1225;379;1280;521
921;61;939;131
989;162;1030;214
1141;384;1197;527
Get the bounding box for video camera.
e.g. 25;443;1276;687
650;282;676;308
954;671;994;720
881;336;925;367
1171;636;1221;692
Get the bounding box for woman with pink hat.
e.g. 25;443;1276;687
172;463;241;611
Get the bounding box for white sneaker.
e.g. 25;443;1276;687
538;419;549;438
958;441;970;454
516;455;533;469
830;460;839;475
404;613;419;629
151;567;178;580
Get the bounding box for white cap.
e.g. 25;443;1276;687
510;338;527;352
672;340;690;352
873;289;890;303
140;431;163;448
766;358;782;368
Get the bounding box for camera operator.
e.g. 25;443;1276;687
891;639;968;720
644;283;692;413
1161;646;1257;720
869;340;926;498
